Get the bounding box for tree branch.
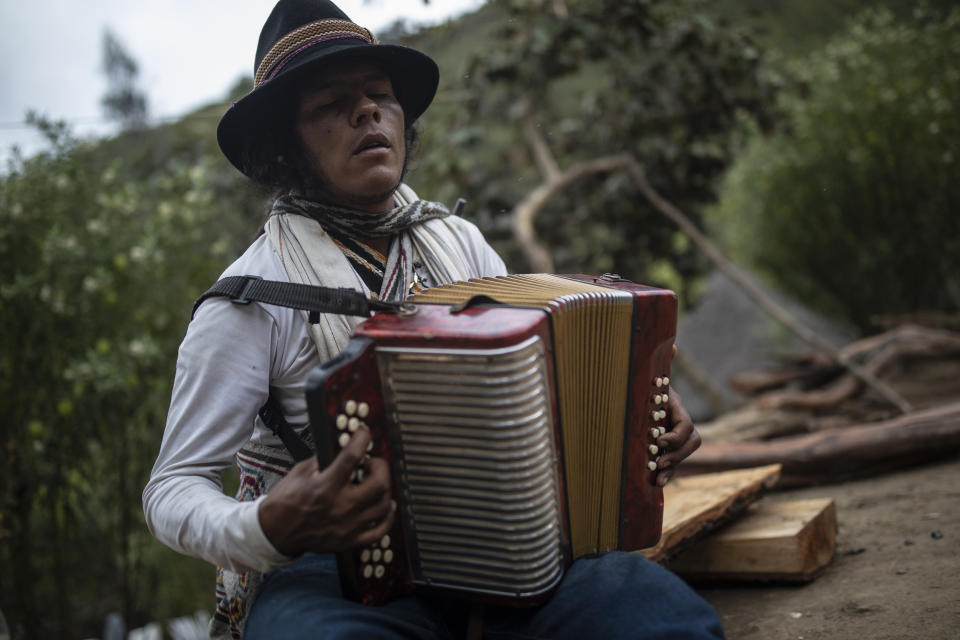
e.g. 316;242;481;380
507;119;910;414
510;153;632;272
624;159;914;414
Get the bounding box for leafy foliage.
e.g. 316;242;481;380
710;6;960;330
0;120;253;638
408;0;782;301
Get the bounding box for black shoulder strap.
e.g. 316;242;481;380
193;275;402;463
258;394;314;462
192;274;402;322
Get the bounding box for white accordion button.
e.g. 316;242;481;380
374;565;386;579
664;377;670;386
361;549;371;563
649;444;659;455
338;433;350;448
355;468;365;483
655;377;664;387
651;411;659;421
348;417;360;432
384;549;394;563
650;428;659;438
345;400;357;415
647;460;658;471
372;549;382;562
658;426;667;437
381;534;391;548
357;402;370;418
658;410;668;421
654;395;662;405
367;441;374;453
662;393;669;404
362;564;373;579
336;414;348;430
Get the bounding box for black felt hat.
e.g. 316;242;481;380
217;0;439;177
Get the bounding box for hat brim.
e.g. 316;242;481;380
217;39;438;178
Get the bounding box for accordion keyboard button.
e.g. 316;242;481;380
345;400;357;415
647;460;658;471
381;534;391;548
361;549;371;563
348;417;360;432
649;444;659;455
363;564;373;579
375;565;386;579
372;549;382;562
357;402;370;418
384;549;394;563
664;377;670;386
650;428;659;438
336;414;348;430
655;377;664;387
338;433;350;448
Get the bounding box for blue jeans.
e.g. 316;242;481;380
245;552;725;639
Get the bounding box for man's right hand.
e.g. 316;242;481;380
257;424;395;557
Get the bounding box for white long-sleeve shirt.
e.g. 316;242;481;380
142;216;506;574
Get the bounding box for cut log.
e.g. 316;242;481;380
640;464;781;563
667;497;837;582
683;401;960;486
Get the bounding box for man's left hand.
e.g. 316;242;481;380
653;389;701;486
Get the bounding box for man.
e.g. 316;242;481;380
143;1;722;638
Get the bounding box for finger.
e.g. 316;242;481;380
287;453;320;479
347;456;393;512
351;492;394;535
657;391;694;449
656;469;674;487
352;500;398;548
326;424;374;485
658;428;701;471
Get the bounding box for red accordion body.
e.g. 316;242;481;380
306;274;677;606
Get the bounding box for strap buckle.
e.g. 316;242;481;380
230;275;263;305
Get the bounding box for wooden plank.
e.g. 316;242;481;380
667;497;837;582
639;464;781;563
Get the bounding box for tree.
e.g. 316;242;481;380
0;116;244;638
710;6;960;331
409;0;781;302
101;30;148;131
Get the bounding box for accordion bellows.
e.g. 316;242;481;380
307;274;677;606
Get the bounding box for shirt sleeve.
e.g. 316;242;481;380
142;297;294;573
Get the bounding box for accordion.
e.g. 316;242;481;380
306;273;677;606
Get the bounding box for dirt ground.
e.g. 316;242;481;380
690;455;960;640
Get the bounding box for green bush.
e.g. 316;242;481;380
0;121;252;638
711;6;960;330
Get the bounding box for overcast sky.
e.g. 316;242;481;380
0;0;483;162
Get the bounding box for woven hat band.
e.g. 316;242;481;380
254;18;377;88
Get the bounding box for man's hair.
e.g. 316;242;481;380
237;78;420;195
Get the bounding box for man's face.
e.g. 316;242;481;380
295;60;406;212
